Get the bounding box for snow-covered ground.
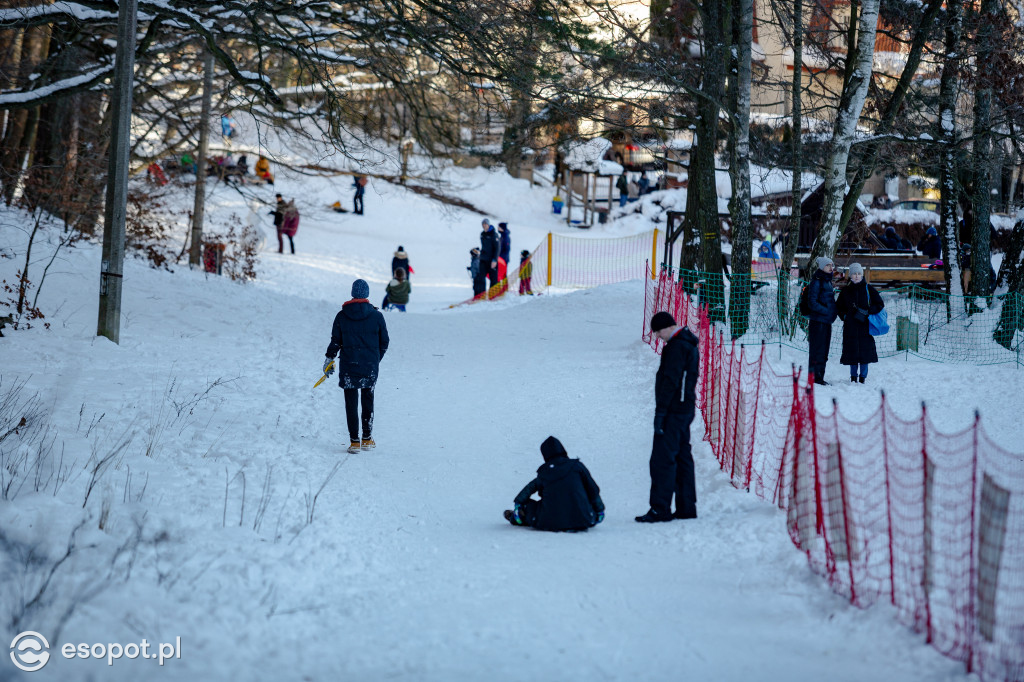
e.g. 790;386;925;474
0;154;1011;680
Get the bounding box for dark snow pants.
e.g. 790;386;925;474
807;320;832;383
649;412;696;517
473;271;487;296
353;193;364;215
344;387;374;440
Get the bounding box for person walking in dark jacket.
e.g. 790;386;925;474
323;279;390;453
806;256;838;385
504;436;605;531
637;312;700;523
391;246;411;279
497;222;511;265
616;173;629;207
917;227;941;259
836;263;884;383
353;175;366;215
475;219;500;297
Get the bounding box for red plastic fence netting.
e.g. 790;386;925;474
643;267;1024;681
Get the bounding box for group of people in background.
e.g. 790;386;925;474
469;219;532;297
615;171;656;207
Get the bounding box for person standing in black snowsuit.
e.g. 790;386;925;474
504;436;605;531
475;219;500;297
806;256;838;385
636;312;700;523
323;279;390;454
836;262;884;383
497;222;511;265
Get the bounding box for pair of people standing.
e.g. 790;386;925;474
506;311;699;530
270;194;299;254
806;257;884;385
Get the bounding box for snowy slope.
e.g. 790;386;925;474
0;166;985;681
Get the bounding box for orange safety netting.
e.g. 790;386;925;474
644;268;1024;682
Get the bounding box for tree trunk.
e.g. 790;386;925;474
190;49;215;268
970;0;999;300
727;0;753;338
939;0;964;304
835;0;944;232
683;0;730;322
779;0;804;334
806;0;881;266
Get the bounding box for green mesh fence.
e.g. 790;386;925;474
660;265;1024;366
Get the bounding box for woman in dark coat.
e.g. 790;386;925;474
836;262;884;383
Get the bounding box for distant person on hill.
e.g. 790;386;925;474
476;219;499;297
236;155;249;176
636;312;700;523
504;436;605;531
518;249;533;295
384;268;411;312
392;246;412;279
353;175;367;215
836;263;884;384
638;172;650;196
220;114;237;139
469;248;482;294
917;227;941;259
806;257;838;386
323;279;390;454
280;199;300;254
616;173;629;207
269;194;288;253
498;222;511;265
255;155;274;184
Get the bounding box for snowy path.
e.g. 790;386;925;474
0;167;979;680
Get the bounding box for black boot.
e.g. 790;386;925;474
858;376;866;384
635;509;673;523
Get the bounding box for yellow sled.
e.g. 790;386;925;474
313;360;336;388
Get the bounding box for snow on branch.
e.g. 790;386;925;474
0;66;112;108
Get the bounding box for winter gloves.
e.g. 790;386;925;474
596;511;605;524
323;357;335;377
653;412;665;436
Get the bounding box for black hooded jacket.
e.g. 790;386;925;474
326;300;390;389
514;437;604;532
655;327;700;418
480;228;499;265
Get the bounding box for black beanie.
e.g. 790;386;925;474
650;311;676;332
540;436;567;463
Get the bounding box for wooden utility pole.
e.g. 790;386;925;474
97;0;138;344
190;49;215;268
